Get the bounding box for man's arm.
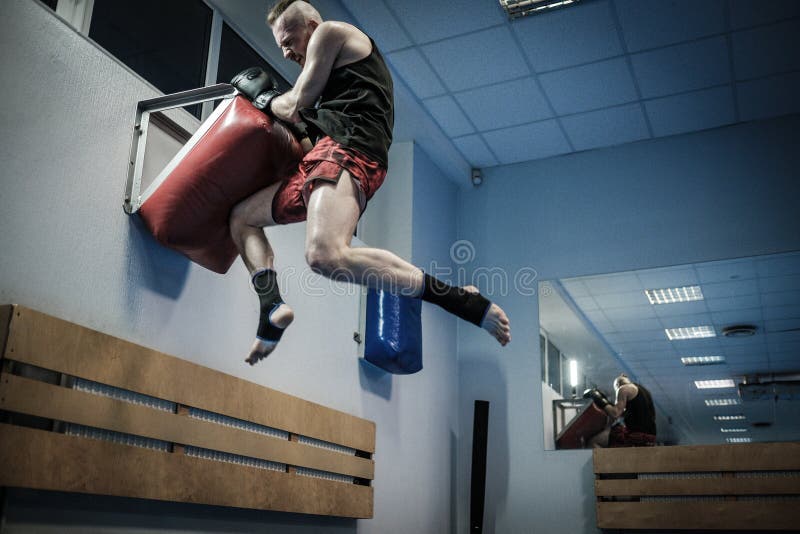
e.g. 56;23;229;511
606;385;634;419
270;22;347;123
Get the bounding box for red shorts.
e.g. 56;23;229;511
608;424;656;447
271;136;387;225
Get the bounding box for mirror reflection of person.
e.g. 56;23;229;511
584;373;657;447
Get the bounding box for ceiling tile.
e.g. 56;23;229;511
386;48;446;99
455;77;552;131
732;19;800;80
582;272;643;295
387;0;506;44
592;290;649;309
653;300;710;318
755;252;800;277
573;295;599;311
729;0;800;30
631;36;730;99
762;305;800;321
645;86;736;137
637;267;699;289
539;57;638;114
711;308;763;326
512;0;623;72
659;313;714;329
561;103;649;151
737;71;800;122
341;0;413;52
705;294;761;312
760;275;800;293
452;134;498;168
482;120;571;165
614;0;727;52
761;290;800;308
561;279;590;298
422;96;474;137
696;258;758;284
604;306;657;322
421;27;529;92
702;279;760;299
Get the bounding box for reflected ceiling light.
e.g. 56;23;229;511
681;355;726;366
726;437;752;443
695;379;736;389
720;427;748;433
705;398;741;406
499;0;581;19
569;359;579;388
714;414;746;421
666;326;716;340
645;285;704;305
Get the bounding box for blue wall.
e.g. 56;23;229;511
456;114;800;533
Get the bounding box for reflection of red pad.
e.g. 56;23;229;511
556;403;607;449
138;96;303;274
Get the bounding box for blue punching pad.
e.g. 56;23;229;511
364;288;423;374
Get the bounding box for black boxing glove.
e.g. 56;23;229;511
231;67;281;115
583;388;611;410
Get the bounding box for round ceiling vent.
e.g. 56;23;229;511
722;324;757;337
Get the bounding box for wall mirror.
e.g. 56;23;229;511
539;250;800;450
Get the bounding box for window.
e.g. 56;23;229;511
88;0;213;118
547;339;560;393
217;23;290;91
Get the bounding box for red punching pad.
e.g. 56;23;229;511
138;95;304;274
556;403;608;449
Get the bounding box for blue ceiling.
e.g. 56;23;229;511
340;0;800;168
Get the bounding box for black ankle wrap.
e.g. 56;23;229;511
420;273;491;326
252;269;285;342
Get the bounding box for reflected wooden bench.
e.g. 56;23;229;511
593;442;800;531
0;304;375;518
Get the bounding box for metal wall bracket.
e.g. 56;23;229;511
124;83;238;214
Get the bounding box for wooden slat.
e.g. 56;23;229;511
597;501;800;530
0;373;373;480
596;477;800;497
0;304;13;361
3;305;375;452
594;442;800;474
0;424;372;518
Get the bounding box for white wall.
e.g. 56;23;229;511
456;113;800;533
0;2;459;532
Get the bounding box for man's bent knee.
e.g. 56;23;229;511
305;243;348;278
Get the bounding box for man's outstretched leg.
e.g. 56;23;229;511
230;181;295;364
304;172;511;345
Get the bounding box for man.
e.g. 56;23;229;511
229;0;511;365
584;374;656;447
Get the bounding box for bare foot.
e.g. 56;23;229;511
464;285;511;346
245;303;295;365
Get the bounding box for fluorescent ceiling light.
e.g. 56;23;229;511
681;355;726;366
705;398;741;406
695;379;736;389
714;414;746;421
666;326;716;340
499;0;581;19
645;285;704;305
726;437;752;443
720;428;748;433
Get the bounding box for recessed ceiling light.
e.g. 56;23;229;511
682;355;726;366
695;379;736;389
645;285;704;305
726;437;752;443
666;326;716;340
705;398;741;406
714;414;746;421
499;0;581;19
720;428;748;433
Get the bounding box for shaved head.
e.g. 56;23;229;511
267;0;322;27
614;374;631;390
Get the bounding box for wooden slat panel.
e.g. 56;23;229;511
4;305;375;452
594;443;800;474
0;424;372;518
596;477;800;497
0;374;373;479
597;501;800;530
0;304;13;359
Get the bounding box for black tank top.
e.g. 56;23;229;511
624;384;657;435
299;37;394;167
